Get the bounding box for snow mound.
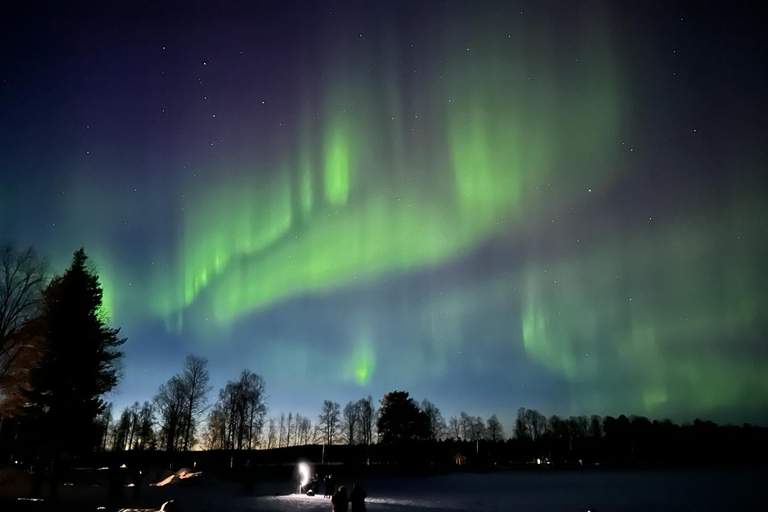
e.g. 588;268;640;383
150;468;203;487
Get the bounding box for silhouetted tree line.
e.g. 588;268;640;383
262;411;313;449
106;400;155;452
494;407;768;467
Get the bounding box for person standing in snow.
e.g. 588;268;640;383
311;472;319;493
332;485;349;512
349;482;367;512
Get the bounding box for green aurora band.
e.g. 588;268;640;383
156;14;623;333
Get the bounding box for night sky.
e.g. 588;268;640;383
2;1;767;427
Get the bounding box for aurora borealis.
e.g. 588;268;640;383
1;1;767;424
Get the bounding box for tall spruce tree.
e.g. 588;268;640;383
25;248;125;456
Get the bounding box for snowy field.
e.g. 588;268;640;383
3;468;766;511
138;469;767;512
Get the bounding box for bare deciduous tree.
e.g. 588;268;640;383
266;413;312;447
202;404;227;450
0;326;44;418
357;396;376;446
127;401;140;450
514;407;547;441
114;404;141;451
265;417;277;449
154;355;211;452
136;401;155;450
96;403;113;451
486;413;505;442
0;244;47;383
181;355;211;450
459;412;487;441
154;375;187;452
211;369;267;450
317;400;340;445
286;412;294;447
278;412;286;447
296;414;312;445
421;399;446;441
448;415;461;440
341;401;360;445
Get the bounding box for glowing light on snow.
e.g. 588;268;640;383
298;462;310;488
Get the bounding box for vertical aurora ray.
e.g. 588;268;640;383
323;111;354;207
344;328;376;386
299;151;313;218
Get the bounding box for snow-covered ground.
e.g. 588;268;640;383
6;468;766;511
154;469;767;512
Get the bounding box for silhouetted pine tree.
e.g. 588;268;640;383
377;391;430;444
24;248;125;457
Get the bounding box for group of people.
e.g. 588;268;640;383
320;473;366;511
331;482;367;512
